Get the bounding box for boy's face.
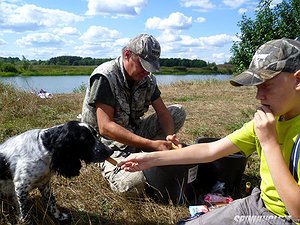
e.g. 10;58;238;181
255;72;298;120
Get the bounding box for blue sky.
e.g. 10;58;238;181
0;0;282;64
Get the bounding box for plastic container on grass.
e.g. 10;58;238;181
192;137;248;196
143;163;199;205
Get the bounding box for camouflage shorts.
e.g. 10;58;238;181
100;104;186;196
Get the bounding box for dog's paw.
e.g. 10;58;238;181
57;212;71;224
18;218;34;225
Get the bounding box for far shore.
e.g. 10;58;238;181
0;64;234;77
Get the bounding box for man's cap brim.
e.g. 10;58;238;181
139;57;160;73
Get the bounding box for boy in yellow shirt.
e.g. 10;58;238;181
119;38;300;225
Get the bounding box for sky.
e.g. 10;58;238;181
0;0;282;64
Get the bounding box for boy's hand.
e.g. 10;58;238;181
254;105;278;147
118;153;152;172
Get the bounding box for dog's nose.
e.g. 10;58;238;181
93;142;114;162
103;145;114;158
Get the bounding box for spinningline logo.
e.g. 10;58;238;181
234;215;291;224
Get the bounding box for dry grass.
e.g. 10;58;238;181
0;80;260;225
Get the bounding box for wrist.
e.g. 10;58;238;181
260;139;279;153
142;139;155;152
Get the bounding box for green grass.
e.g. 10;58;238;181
0;80;260;225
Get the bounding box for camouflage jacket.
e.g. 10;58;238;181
81;56;157;136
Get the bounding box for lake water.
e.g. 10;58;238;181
0;74;232;94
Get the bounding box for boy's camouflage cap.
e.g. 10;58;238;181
231;38;300;86
126;34;161;73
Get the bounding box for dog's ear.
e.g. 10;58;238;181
43;121;83;178
41;124;64;150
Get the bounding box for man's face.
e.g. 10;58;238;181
125;52;150;81
255;72;297;119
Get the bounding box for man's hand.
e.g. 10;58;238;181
146;140;173;151
166;134;182;148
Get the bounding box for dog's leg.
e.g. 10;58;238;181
14;182;33;225
38;183;70;223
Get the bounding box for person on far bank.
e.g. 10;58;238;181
119;38;300;225
81;33;186;196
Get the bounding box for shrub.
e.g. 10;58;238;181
1;63;18;73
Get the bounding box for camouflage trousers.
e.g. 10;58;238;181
100;104;186;196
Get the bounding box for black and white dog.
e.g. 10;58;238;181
0;121;113;224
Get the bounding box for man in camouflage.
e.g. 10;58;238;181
81;33;186;196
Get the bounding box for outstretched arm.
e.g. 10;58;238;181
118;137;240;171
254;106;300;220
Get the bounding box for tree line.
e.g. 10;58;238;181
0;56;208;68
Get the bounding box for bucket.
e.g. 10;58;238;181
192;137;248;196
143;163;199;205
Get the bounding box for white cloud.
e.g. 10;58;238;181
238;8;248;14
200;34;238;47
145;12;192;30
21;47;70;60
222;0;248;9
157;32;237;62
194;17;206;23
180;0;215;11
213;52;225;58
270;0;283;8
157;30;182;43
0;2;83;32
76;26;125;58
56;27;80;36
159;33;237;48
16;33;66;47
80;26;120;43
212;53;231;63
75;43;114;58
75;37;130;58
0;39;7;45
86;0;147;17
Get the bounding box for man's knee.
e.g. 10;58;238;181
108;170;146;197
168;104;186;131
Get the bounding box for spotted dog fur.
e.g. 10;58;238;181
0;121;113;224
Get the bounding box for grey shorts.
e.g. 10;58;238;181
177;188;296;225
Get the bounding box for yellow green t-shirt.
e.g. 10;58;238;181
227;114;300;219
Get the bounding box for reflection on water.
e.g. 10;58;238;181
0;74;232;94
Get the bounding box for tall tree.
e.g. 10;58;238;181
230;0;300;73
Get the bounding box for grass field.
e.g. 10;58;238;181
0;80;260;225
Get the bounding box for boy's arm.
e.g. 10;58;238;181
264;145;300;220
254;107;300;220
118;137;240;171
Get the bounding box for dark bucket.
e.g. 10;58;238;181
143;163;199;205
192;137;248;196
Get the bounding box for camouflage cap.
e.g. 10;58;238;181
230;38;300;86
126;34;161;73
